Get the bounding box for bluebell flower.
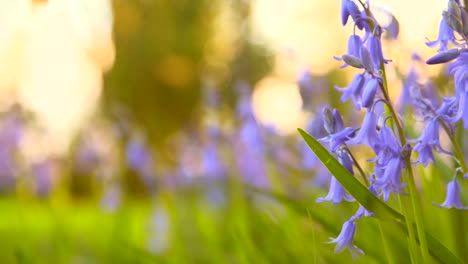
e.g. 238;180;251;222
360;46;376;74
413;119;449;166
319;127;355;153
447;53;468;89
397;65;419;112
413;144;435;167
201;143;225;178
361;77;379;108
319;108;355;152
327;219;364;258
448;90;468;128
434;179;468;209
75;136;101;174
348;110;378;149
373;157;405;201
346;0;363;30
316;176;355;204
126;136;156;188
334;73;365;109
335;35;365;68
341;0;351;26
32;159;55;197
367;34;391;68
373;126;400;162
436;96;458;119
297;68;313;91
384;15;399;40
337;149;354;174
347;35;363;58
240;115;264;153
100;185;121;213
234;141;269;189
323;107;345;135
426;19;460;51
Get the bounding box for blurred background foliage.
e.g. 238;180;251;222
104;0;272;144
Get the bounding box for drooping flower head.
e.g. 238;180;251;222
327;219;364;259
434;179;468;209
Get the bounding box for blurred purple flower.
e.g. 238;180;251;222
126;136;156;188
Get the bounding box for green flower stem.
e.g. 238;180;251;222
438;119;468;173
344;146;369;186
378;221;396;264
379;64;430;263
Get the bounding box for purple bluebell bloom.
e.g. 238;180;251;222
297;68;313;90
345;0;370;32
397;66;419;112
337;149;354;174
373;157;405;201
413;119;448;166
434;179;468;209
341;0;351;26
319;108;355;152
327;219;364;258
413;144;435;167
201;143;225;179
323;107;345;135
360;46;376;74
335;35;365;69
348;110;378;149
100;185;121;213
448;90;468;128
32;159;55;197
384;15;399;40
126;136;156;188
373;126;400;162
316;176;355;204
367;33;391;68
361;77;379;108
426;19;460;51
319;127;355;153
334;73;365;109
347;35;363;58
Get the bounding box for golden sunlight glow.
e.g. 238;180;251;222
0;0;114;153
252;76;306;135
250;0;447;133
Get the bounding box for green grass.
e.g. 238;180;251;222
0;170;465;264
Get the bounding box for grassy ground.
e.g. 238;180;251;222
0;172;464;264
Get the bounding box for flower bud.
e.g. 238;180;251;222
342;54;364;69
443;10;463;35
426;48;460;65
322;107;335;134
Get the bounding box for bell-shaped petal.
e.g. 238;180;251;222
327;220;364;259
316;176;355;204
426;19;460;51
348;110;378;148
361;78;379;108
434;179;468;209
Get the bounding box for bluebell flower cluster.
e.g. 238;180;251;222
313;0;468;257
